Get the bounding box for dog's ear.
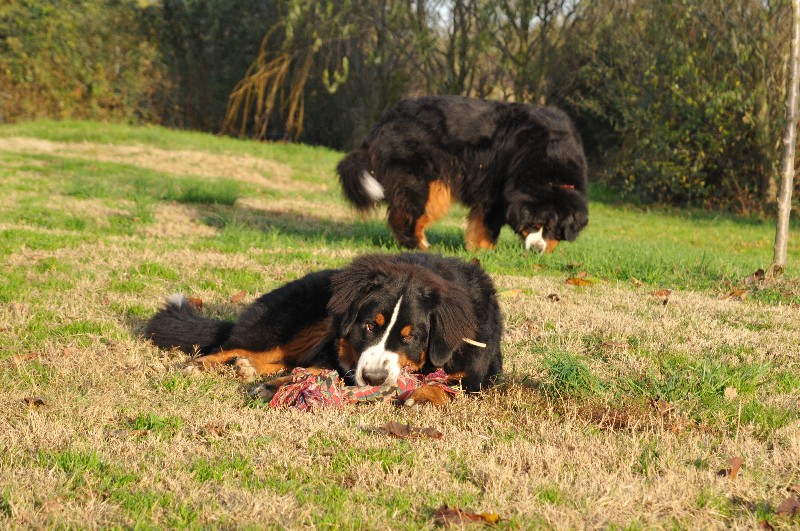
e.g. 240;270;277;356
425;280;477;367
327;256;390;337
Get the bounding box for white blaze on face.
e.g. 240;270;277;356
525;226;547;254
361;171;385;202
356;296;403;386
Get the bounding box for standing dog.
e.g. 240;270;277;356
337;95;588;253
145;253;503;403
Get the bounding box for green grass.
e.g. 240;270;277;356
1;119;798;529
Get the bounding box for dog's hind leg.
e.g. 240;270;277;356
388;179;453;250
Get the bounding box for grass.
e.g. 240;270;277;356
1;120;799;529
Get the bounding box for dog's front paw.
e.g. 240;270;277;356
403;385;451;407
233;357;258;382
182;359;204;375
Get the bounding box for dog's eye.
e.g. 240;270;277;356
365;322;376;333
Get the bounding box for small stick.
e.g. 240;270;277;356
462;337;487;348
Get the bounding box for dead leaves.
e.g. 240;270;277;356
716;456;744;480
379;421;442;440
433;505;500;526
565;271;596;286
23;396;45;408
777;494;800;517
229;290;247;304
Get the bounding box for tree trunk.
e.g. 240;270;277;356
772;0;800;273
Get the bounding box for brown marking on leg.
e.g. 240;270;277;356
414;181;453;250
465;211;496;251
338;338;359;372
405;385;451;407
186;319;333;377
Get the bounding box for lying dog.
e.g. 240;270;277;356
145;253;503;404
337;95;589;253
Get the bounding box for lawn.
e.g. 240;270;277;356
1;120;798;529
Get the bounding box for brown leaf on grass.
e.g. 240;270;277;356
759;519;775;530
433;505;500;525
23;396;45;407
721;288;748;301
202;423;226;437
379;421;442;440
186;297;203;310
777;496;800;517
649;397;673;416
230;291;247;304
630;277;644;287
743;268;765;285
546;293;560;302
11;352;39;364
62;347;73;357
498;289;523;299
716;456;744;480
650;289;672;298
565;276;594;286
724;386;738;400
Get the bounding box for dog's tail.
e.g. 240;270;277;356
144;294;234;354
336;145;384;210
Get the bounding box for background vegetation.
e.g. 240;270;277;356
1;0;796;214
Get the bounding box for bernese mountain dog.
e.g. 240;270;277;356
337;95;589;253
145;253;502;404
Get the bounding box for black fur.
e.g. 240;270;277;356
337;95;589;250
145;253;502;393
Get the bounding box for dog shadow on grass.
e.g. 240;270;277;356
198;205;468;252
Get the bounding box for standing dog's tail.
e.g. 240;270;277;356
145;294;234;354
336;145;384;210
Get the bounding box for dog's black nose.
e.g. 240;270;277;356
362;368;389;386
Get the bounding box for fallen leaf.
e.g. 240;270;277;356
23;396;45;407
203;423;226;437
379;421;442;439
650;289;672;298
230;291;247;304
565;277;594;286
777;495;800;517
649;397;673;416
743;268;765;285
721;288;747;301
433;505;499;525
724;387;738;400
630;277;644;287
186;297;203;310
546;293;560;302
11;352;39;364
498;289;523;298
717;456;744;480
759;519;775;530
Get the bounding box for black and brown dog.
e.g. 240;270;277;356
145;253;502;405
337;95;588;253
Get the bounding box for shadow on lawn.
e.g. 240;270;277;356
200;205;469;251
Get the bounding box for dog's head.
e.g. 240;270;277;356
505;183;588;254
327;255;477;387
